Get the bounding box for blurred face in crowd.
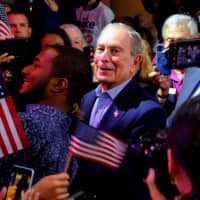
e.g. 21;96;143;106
8;13;32;38
61;26;84;51
163;25;192;46
19;48;58;97
94;25;140;91
40;33;65;50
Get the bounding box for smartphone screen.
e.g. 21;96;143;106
168;39;200;68
5;165;34;200
156;43;171;75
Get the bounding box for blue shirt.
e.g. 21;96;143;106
89;79;131;127
0;104;77;186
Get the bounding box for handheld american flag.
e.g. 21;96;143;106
0;75;28;157
0;3;11;37
68;120;128;169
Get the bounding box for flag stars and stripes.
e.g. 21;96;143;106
69;124;128;169
0;76;28;157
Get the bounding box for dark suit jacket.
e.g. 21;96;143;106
71;78;167;200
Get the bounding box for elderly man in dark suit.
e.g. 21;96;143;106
70;23;167;200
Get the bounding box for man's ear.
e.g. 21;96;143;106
28;27;32;38
50;78;68;93
130;54;143;75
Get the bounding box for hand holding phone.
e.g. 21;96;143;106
5;165;34;200
156;43;171;75
0;38;30;58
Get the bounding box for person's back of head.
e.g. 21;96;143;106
40;27;71;50
50;45;93;105
168;95;200;191
80;0;99;8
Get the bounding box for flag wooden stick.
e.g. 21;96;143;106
64;152;72;173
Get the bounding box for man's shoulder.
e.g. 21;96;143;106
82;89;96;100
18;104;68;128
118;79;159;105
137;98;165;113
185;66;200;74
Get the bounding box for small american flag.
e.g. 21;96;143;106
0;75;28;157
69;120;127;169
0;3;11;37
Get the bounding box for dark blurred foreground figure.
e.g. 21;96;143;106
146;95;200;200
69;22;166;200
0;45;93;200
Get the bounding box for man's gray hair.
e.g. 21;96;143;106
98;22;143;55
162;14;198;39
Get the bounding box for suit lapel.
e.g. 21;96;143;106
81;90;97;122
176;67;200;108
98;78;142;134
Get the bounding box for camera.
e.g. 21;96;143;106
168;38;200;68
131;129;178;198
156;38;200;74
131;129;168;178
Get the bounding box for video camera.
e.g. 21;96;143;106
156;38;200;74
131;129;168;178
131;129;178;199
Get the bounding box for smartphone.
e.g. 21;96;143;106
168;38;200;68
156;43;171;75
5;165;34;200
0;38;30;58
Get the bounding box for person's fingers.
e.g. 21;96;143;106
148;168;156;178
56;172;70;181
144;168;156;185
22;188;40;200
56;192;70;200
5;55;15;63
0;52;9;58
0;187;7;200
0;53;15;63
159;75;167;82
148;71;160;78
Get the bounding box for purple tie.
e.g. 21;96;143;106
90;93;111;128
